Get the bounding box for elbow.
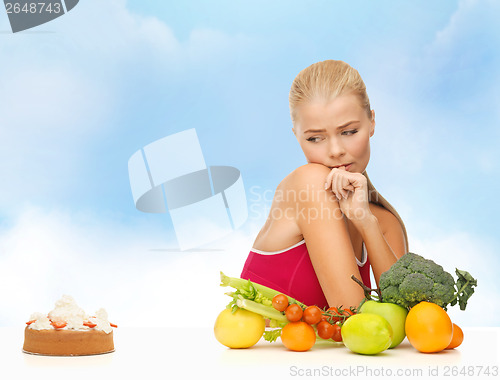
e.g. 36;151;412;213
325;286;365;310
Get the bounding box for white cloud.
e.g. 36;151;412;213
367;0;500;178
0;206;260;328
426;0;500;67
0;205;496;329
422;0;500;176
0;66;112;191
421;0;500;123
0;0;254;213
0;0;263;329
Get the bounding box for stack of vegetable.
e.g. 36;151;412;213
215;252;477;354
215;273;355;351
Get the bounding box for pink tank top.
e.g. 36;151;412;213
240;240;371;310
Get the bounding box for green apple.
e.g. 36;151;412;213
359;300;408;348
341;313;393;355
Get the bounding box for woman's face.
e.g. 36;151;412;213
292;93;375;173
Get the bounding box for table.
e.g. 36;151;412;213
1;327;498;379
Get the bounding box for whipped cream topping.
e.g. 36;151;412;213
29;312;52;330
28;295;113;334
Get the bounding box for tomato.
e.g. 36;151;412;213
214;308;265;348
405;301;453;353
446;323;464;349
303;305;322;325
342;308;355;317
323;307;342;322
280;321;316;351
285;304;303;322
316;321;334;339
322;306;354;323
272;294;289;312
331;324;342;342
341;313;393;355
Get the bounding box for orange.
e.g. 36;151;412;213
405;301;453;353
446;323;464;349
280;321;316;352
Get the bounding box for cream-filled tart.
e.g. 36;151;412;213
23;295;117;356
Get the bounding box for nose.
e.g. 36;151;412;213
328;136;346;158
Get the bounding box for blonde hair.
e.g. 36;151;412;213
289;60;409;253
289;60;372;123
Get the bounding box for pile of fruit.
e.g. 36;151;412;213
214;252;476;355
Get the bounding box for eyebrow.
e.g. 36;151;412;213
303;120;360;134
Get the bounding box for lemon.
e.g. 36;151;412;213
214;308;265;348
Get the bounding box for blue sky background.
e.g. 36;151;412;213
0;0;498;327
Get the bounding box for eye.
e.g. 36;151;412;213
306;137;321;143
342;129;358;136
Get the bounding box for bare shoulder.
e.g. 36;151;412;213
279;163;330;193
287;163;330;180
252;165;330;251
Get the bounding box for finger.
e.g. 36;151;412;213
325;169;341;199
325;167;340;190
330;168;355;199
340;177;351;199
333;169;351;199
324;171;333;190
333;172;344;200
348;173;367;189
332;180;342;200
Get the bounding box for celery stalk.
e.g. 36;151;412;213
220;272;305;307
236;297;288;325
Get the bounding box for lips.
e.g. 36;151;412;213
330;163;353;171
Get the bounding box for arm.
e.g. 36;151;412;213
324;166;406;287
286;164;365;308
357;210;406;287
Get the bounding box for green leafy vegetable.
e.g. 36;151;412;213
451;269;478;310
220;272;305;307
235;297;288;325
376;252;477;310
220;272;300;327
263;329;282;343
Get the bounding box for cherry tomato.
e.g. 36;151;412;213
342;308;355;317
303;305;322;325
285;304;303;322
322;307;342;322
316;321;334;339
272;294;289;312
323;306;356;323
331;324;342;342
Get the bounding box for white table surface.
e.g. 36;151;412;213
1;327;498;379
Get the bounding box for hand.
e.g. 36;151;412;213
324;166;372;223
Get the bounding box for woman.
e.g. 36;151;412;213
241;60;408;310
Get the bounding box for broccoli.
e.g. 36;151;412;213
378;252;477;310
